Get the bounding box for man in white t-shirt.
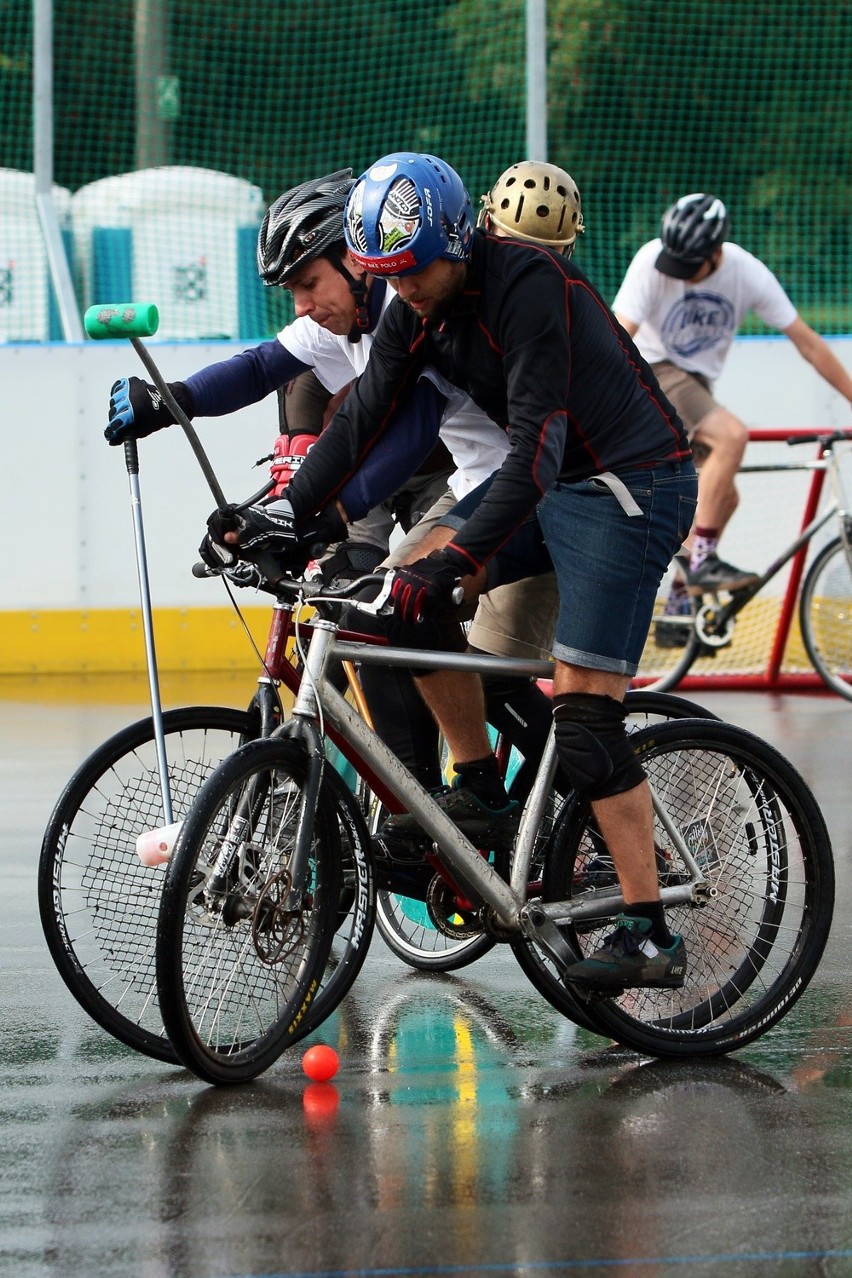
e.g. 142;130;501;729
614;192;852;633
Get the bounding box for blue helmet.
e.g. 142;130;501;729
344;152;474;277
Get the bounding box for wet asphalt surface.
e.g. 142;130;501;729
3;680;852;1278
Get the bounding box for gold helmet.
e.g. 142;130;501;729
480;160;585;254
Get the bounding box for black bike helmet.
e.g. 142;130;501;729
655;193;729;279
257;169;355;286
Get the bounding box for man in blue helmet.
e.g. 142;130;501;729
204;152;698;992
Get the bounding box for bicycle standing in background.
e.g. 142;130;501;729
640;429;852;698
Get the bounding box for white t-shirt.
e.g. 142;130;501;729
612;240;798;382
277;290;509;498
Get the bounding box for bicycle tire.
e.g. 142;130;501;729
636;603;704;692
530;719;834;1057
375;891;495;971
799;534;852;702
156;737;346;1084
38;706;256;1063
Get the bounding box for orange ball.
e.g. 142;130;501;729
302;1043;339;1082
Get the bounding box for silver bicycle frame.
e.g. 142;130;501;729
283;616;708;973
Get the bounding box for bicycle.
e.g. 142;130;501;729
38;560;712;1063
638;430;852;697
152;568;835;1084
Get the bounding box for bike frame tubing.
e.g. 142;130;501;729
633;428;847;692
259;601;556;814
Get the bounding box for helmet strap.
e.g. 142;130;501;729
327;253;370;343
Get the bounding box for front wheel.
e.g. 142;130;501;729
527;719;834;1057
799;535;852;702
156;738;347;1084
38;706;257;1063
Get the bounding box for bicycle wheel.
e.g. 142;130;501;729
623;688;719;725
800;534;852;702
510;691;718;1029
38;706;257;1063
634;560;704;691
531;719;834;1057
156;737;346;1084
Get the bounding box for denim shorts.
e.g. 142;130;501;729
537;461;697;675
443;460;697;677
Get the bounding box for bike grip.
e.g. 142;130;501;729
83;302;160;339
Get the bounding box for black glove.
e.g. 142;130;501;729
105;376;194;446
198;499;346;573
390;551;462;624
199;498;299;570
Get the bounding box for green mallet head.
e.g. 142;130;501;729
84;303;160;339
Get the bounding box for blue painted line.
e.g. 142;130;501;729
223;1247;852;1278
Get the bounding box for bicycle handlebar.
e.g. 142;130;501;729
193;559;465;614
785;429;852;449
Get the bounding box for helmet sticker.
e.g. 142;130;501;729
378;177;421;253
344;180;368;256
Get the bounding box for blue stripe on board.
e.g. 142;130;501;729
222;1247;852;1278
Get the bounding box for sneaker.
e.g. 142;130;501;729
380;782;520;852
686;552;760;594
564;914;687;990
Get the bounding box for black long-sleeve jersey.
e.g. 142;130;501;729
286;230;691;572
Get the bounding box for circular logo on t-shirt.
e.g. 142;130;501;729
661;291;737;358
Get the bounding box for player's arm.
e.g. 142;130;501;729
284;299;427;522
105;339;312;445
783;316;852;404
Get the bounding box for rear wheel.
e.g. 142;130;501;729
529;720;834;1057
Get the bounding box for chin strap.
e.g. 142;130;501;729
328;255;370;342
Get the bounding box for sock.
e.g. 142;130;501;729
689;528;719;573
452;755;510;809
623;901;674;949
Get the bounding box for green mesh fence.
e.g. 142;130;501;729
0;0;850;341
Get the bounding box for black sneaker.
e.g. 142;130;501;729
380;782;520;852
687;553;760;594
564;914;687;990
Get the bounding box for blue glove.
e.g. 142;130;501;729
105;376;194;446
390;552;462;623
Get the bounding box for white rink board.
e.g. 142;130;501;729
1;333;850;613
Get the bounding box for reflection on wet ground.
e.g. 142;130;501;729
3;681;852;1277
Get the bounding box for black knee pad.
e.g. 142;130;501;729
552;692;646;801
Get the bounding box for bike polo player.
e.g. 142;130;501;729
103;167;513;792
201;151;698;992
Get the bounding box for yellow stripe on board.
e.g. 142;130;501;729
0;607;274;676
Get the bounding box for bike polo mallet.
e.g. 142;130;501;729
83;301;232;847
84;302;284;861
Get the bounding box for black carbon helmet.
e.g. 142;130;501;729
655;193;729;279
257;169;355;286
